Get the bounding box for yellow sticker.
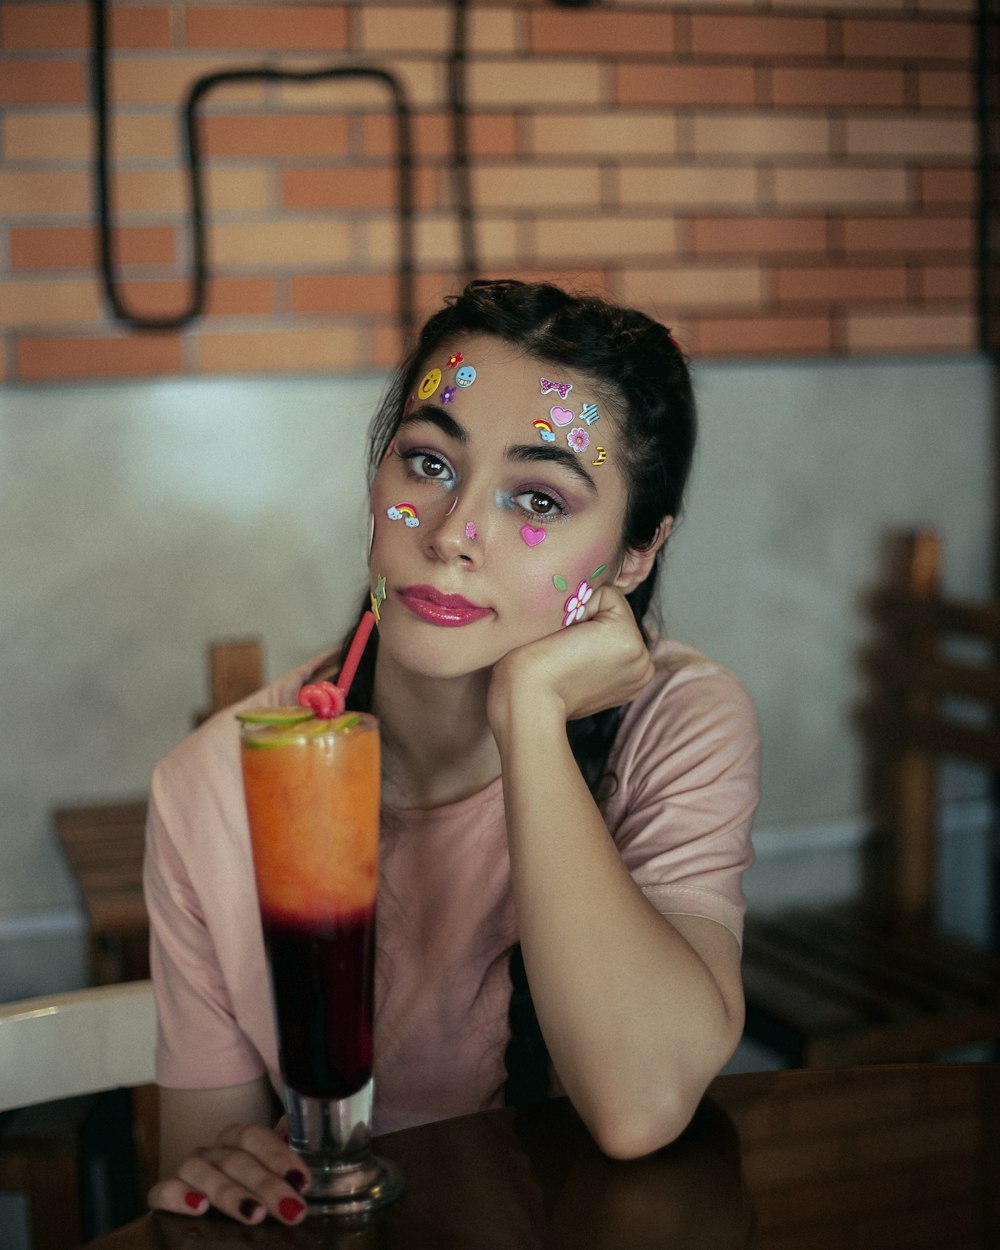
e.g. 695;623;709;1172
417;367;442;400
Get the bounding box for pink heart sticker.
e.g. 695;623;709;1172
520;524;546;547
550;406;574;427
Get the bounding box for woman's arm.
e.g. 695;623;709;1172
487;588;749;1160
149;1078;308;1225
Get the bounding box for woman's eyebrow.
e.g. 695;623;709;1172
508;444;598;495
398;404;468;444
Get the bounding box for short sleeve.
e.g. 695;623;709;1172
603;642;760;946
144;751;268;1089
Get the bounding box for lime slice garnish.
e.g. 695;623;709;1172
235;706;314;726
240;711;365;749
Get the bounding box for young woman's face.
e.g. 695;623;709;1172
369;334;633;680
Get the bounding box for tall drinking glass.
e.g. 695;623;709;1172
239;710;403;1216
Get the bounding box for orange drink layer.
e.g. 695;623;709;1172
240;714;380;1099
241;717;379;924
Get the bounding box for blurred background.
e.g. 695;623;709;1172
0;0;995;1007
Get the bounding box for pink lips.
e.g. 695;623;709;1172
397;584;493;627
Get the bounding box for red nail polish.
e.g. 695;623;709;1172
284;1168;308;1192
279;1196;306;1222
239;1197;262;1221
184;1190;205;1211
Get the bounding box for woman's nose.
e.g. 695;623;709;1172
424;491;483;566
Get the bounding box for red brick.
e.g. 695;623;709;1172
776;264;909;303
919;167;977;206
16;333;184;381
918;69;975;110
695;314;833;357
841;18;973;62
917;265;975;300
1;3;87;49
690;14;827;58
842;215;975;255
282;165;439;212
0;60;85;105
184;5;348;51
530;10;675;56
769;67;905;108
691;216;828;257
201;113;350;158
617;63;755;107
9;226;176;270
292;274;397;316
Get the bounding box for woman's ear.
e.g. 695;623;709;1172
613;517;673;594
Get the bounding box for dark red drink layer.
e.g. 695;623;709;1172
262;907;375;1100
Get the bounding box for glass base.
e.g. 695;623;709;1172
284;1078;405;1217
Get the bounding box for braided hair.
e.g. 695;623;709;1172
322;280;696;1106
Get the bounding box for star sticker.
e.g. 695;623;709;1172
370;575;387;623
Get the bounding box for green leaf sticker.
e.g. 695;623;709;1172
591;564;607;579
553;575;568;593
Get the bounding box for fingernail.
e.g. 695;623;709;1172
284;1168;308;1192
239;1197;263;1221
184;1190;206;1211
279;1196;306;1222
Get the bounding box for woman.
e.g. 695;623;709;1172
146;280;759;1225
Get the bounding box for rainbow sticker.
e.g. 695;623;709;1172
387;503;420;528
532;419;556;444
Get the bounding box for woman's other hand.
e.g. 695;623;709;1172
488;584;653;733
150;1083;308;1225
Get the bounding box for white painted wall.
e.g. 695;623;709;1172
0;355;994;994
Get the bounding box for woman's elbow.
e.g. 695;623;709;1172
585;1087;701;1161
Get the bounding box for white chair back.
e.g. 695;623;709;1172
0;979;156;1112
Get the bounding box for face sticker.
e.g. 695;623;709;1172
445;495;458;517
370;574;387;624
553;574;568;592
520;524;546;548
367;512;375;560
532;418;556;443
540;377;572;400
418;368;442;400
567;427;590;454
465;520;477;541
591;564;607;579
441;385;457;404
447;351;464;368
550;405;574;427
387;503;420;528
563;580;593;627
455;365;477;388
592;446;607;466
579;403;600;425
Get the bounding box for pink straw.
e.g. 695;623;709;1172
337;610;376;700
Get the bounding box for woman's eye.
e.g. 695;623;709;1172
406;452;451;481
515;491;563;517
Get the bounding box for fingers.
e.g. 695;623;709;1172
148;1123;309;1226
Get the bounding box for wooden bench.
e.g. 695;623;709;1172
742;530;1000;1067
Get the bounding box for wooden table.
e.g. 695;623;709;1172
81;1064;999;1249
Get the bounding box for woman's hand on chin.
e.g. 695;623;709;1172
148;1120;309;1227
487;584;654;734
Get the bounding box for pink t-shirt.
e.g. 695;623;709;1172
144;638;759;1134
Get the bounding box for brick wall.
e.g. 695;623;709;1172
0;0;981;382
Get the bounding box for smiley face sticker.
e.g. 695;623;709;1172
418;368;442;400
455;365;477;388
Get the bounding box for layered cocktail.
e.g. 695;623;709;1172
239;706;402;1216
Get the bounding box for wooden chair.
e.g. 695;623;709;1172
55;637;263;986
0;640;262;1249
0;982;156;1250
741;530;1000;1067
